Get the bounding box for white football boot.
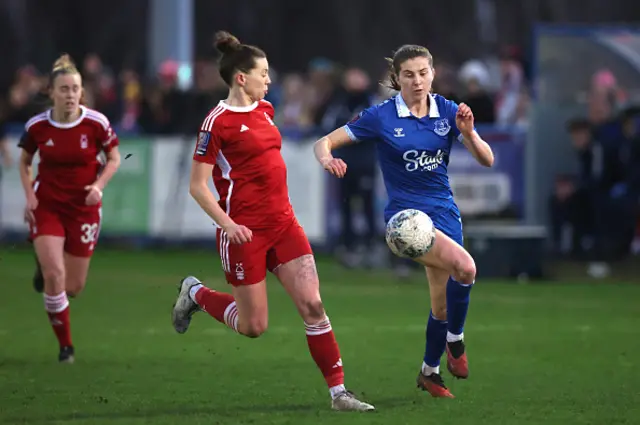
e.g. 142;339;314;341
331;390;375;412
171;276;202;334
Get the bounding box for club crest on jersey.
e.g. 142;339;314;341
80;134;88;149
195;131;210;156
434;119;451;136
394;128;405;138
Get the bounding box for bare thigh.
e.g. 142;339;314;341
232;280;269;337
415;229;476;285
33;236;66;295
64;253;91;297
273;254;325;324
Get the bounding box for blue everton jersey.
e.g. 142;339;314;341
344;94;466;222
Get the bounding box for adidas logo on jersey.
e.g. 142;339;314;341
45;139;54;147
240;124;249;132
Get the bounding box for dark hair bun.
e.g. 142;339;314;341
214;31;242;55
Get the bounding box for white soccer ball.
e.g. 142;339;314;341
385;209;436;259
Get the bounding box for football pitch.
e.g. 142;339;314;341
1;247;639;425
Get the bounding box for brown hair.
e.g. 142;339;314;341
214;31;267;86
384;45;434;91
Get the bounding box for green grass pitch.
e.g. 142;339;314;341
0;247;639;425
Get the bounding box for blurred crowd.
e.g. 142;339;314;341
0;49;544;275
0;49;531;137
549;71;640;277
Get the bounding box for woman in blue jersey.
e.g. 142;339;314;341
314;45;494;398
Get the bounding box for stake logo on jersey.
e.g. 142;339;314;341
344;93;475;221
403;149;446;172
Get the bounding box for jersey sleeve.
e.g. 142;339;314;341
100;122;120;153
343;106;380;142
262;100;275;119
17;127;38;155
448;101;476;143
193;124;222;165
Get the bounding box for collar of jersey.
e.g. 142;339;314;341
395;93;440;119
46;105;88;129
218;100;258;113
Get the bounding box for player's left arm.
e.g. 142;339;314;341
452;102;494;167
89;125;121;197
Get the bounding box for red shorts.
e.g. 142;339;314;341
216;219;313;286
30;205;102;258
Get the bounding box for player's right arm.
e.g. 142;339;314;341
314;106;380;178
17;129;38;223
190;128;252;244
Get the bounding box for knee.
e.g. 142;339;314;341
42;266;65;291
65;280;86;298
298;299;326;324
241;318;268;338
454;255;476;285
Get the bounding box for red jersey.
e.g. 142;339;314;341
193;100;295;229
19;106;119;213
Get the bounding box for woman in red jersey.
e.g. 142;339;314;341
171;32;374;412
18;54;121;363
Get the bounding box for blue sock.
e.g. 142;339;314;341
446;277;473;336
423;311;448;368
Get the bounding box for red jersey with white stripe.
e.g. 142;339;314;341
19;106;119;213
193;100;294;229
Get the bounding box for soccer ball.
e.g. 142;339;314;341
385;209;436;259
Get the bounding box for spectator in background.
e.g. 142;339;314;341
307;58;338;127
187;60;228;133
138;60;190;135
495;51;524;127
548;120;594;256
432;62;460;104
458;60;494;123
319;67;378;268
82;53;118;119
275;73;313;130
118;68;142;132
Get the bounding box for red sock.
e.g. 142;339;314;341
194;287;238;332
44;293;72;348
305;317;344;388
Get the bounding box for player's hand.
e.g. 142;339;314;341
456;103;475;136
222;222;253;244
84;184;103;206
321;157;348;178
24;193;38;225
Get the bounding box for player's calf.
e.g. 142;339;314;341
33;255;44;293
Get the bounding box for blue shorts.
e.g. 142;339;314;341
430;205;463;246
